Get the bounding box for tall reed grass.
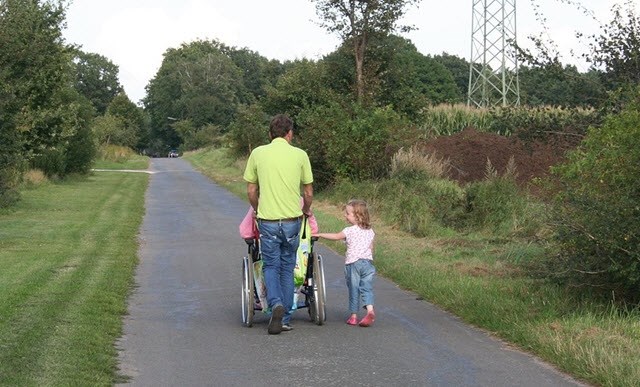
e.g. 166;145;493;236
98;145;137;163
419;104;492;138
390;146;451;179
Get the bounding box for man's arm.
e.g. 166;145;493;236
247;182;259;213
301;183;313;216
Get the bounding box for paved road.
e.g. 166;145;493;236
116;158;587;386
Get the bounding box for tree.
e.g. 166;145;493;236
323;35;460;119
433;52;471;100
107;93;148;151
144;40;248;150
583;1;640;90
91;114;135;148
0;0;79;204
72;50;123;114
311;0;420;103
262;59;343;120
227;104;269;157
366;35;460;116
518;64;605;107
223;47;285;102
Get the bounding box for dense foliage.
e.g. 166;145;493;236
0;0;99;202
72;50;123;114
547;103;640;302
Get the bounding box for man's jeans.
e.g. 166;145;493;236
258;218;301;324
345;259;376;313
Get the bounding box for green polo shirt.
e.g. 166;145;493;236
243;137;313;220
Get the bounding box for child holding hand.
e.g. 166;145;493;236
314;199;376;327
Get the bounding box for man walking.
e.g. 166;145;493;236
243;114;313;334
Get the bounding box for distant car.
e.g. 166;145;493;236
168;149;179;158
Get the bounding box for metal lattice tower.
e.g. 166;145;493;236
468;0;520;108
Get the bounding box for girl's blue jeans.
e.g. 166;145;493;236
257;218;301;324
344;259;376;313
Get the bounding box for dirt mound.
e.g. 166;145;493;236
421;127;579;187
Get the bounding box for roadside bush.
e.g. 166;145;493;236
547;106;640;302
0;120;24;207
296;101;349;191
65;123;96;174
174;120;223;151
376;174;465;237
31;147;66;178
92;114;137;148
298;102;410;191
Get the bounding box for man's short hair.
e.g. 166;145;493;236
269;114;293;138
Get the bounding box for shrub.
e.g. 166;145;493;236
22;169;48;188
547;106;640;302
298;103;410;190
465;157;535;235
30;147;66;178
0;121;24;207
376;175;465;237
65;123;96;174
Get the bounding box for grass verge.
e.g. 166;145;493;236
93;145;149;170
184;146;640;387
0;172;148;385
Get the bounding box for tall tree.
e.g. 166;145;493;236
72;50;123;114
311;0;420;103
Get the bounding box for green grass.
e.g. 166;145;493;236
93;155;149;170
0;172;148;385
185;146;640;387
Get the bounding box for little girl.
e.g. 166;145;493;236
314;199;376;327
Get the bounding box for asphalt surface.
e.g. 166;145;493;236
116;157;588;387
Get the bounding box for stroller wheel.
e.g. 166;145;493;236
241;256;255;327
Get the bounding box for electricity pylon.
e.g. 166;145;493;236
468;0;520;108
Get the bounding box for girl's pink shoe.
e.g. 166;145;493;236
346;316;358;325
358;312;375;327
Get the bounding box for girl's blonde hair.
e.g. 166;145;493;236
347;199;371;229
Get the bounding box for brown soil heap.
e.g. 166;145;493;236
421;127;581;187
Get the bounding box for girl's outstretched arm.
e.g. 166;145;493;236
313;231;346;241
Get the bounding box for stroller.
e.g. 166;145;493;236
240;215;327;327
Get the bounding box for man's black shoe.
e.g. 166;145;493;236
268;304;285;334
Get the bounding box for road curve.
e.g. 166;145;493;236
116;157;588;387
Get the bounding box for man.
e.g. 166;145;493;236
243;114;313;334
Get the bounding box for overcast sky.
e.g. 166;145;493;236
62;0;633;104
